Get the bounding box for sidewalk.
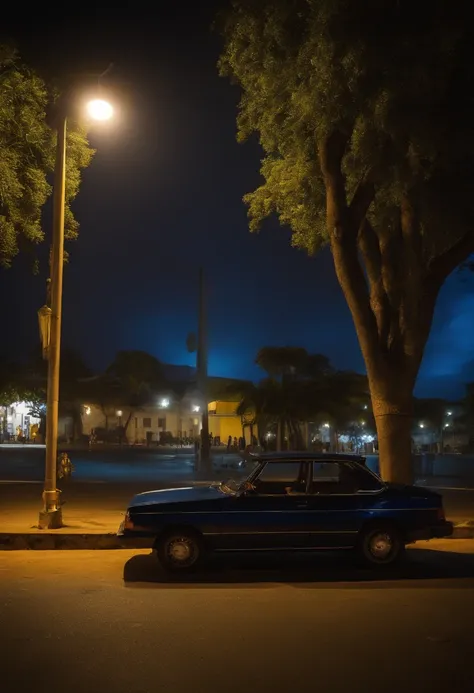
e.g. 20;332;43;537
0;474;243;549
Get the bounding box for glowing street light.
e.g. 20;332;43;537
323;423;330;428
446;411;452;416
39;90;115;529
419;423;425;428
192;405;200;413
160;398;170;408
86;98;113;121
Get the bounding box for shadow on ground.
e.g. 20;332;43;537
123;548;474;589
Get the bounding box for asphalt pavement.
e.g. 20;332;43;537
1;541;474;693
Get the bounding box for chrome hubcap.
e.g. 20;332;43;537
167;538;194;564
369;532;393;559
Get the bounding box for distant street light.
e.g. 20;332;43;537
419;423;425;428
160;398;170;408
192;405;200;413
446;410;452;416
323;423;330;428
39;94;114;530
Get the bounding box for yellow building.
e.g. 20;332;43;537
208;400;257;444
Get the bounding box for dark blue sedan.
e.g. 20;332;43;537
118;452;453;570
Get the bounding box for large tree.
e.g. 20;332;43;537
0;45;94;267
106;350;166;438
219;0;474;482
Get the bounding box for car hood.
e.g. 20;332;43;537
129;485;223;508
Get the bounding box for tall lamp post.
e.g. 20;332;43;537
38;97;114;529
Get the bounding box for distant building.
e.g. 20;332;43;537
0;402;41;442
81;396;253;446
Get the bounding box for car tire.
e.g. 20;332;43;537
156;529;203;572
357;523;405;568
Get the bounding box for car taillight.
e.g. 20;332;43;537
124;511;134;530
437;506;446;522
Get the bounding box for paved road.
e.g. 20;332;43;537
0;446;244;483
1;541;474;693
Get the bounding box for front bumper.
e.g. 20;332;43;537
117;521;155;549
407;521;454;542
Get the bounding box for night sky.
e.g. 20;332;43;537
2;3;474;400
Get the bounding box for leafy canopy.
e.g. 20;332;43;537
0;45;94;267
218;0;474;262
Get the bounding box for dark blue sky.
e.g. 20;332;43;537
2;4;474;400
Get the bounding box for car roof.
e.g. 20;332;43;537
248;452;366;464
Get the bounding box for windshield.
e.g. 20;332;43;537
219;461;260;495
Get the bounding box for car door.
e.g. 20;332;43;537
303;461;365;548
213;461;312;551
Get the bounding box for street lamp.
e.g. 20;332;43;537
38;96;114;530
86;99;114;121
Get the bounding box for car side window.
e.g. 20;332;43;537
254;462;306;495
346;464;383;492
311;462;341;494
311;461;381;494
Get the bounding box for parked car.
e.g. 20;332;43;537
118;452;453;571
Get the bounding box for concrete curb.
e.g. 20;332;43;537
0;533;121;551
451;522;474;539
1;522;473;550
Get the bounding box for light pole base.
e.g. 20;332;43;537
38;508;63;529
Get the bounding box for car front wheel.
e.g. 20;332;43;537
156;530;203;571
358;524;405;567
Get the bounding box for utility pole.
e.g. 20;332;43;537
38;115;67;529
197;268;211;473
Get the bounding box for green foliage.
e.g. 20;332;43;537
234;346;369;447
219;1;474;261
106;350;165;408
0;45;94;266
256;346;332;380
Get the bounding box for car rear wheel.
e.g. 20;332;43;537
156;530;203;571
357;524;405;568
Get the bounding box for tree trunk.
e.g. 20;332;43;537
372;384;414;485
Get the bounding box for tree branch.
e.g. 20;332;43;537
399;193;424;356
349;180;375;229
358;220;391;349
319;133;380;368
